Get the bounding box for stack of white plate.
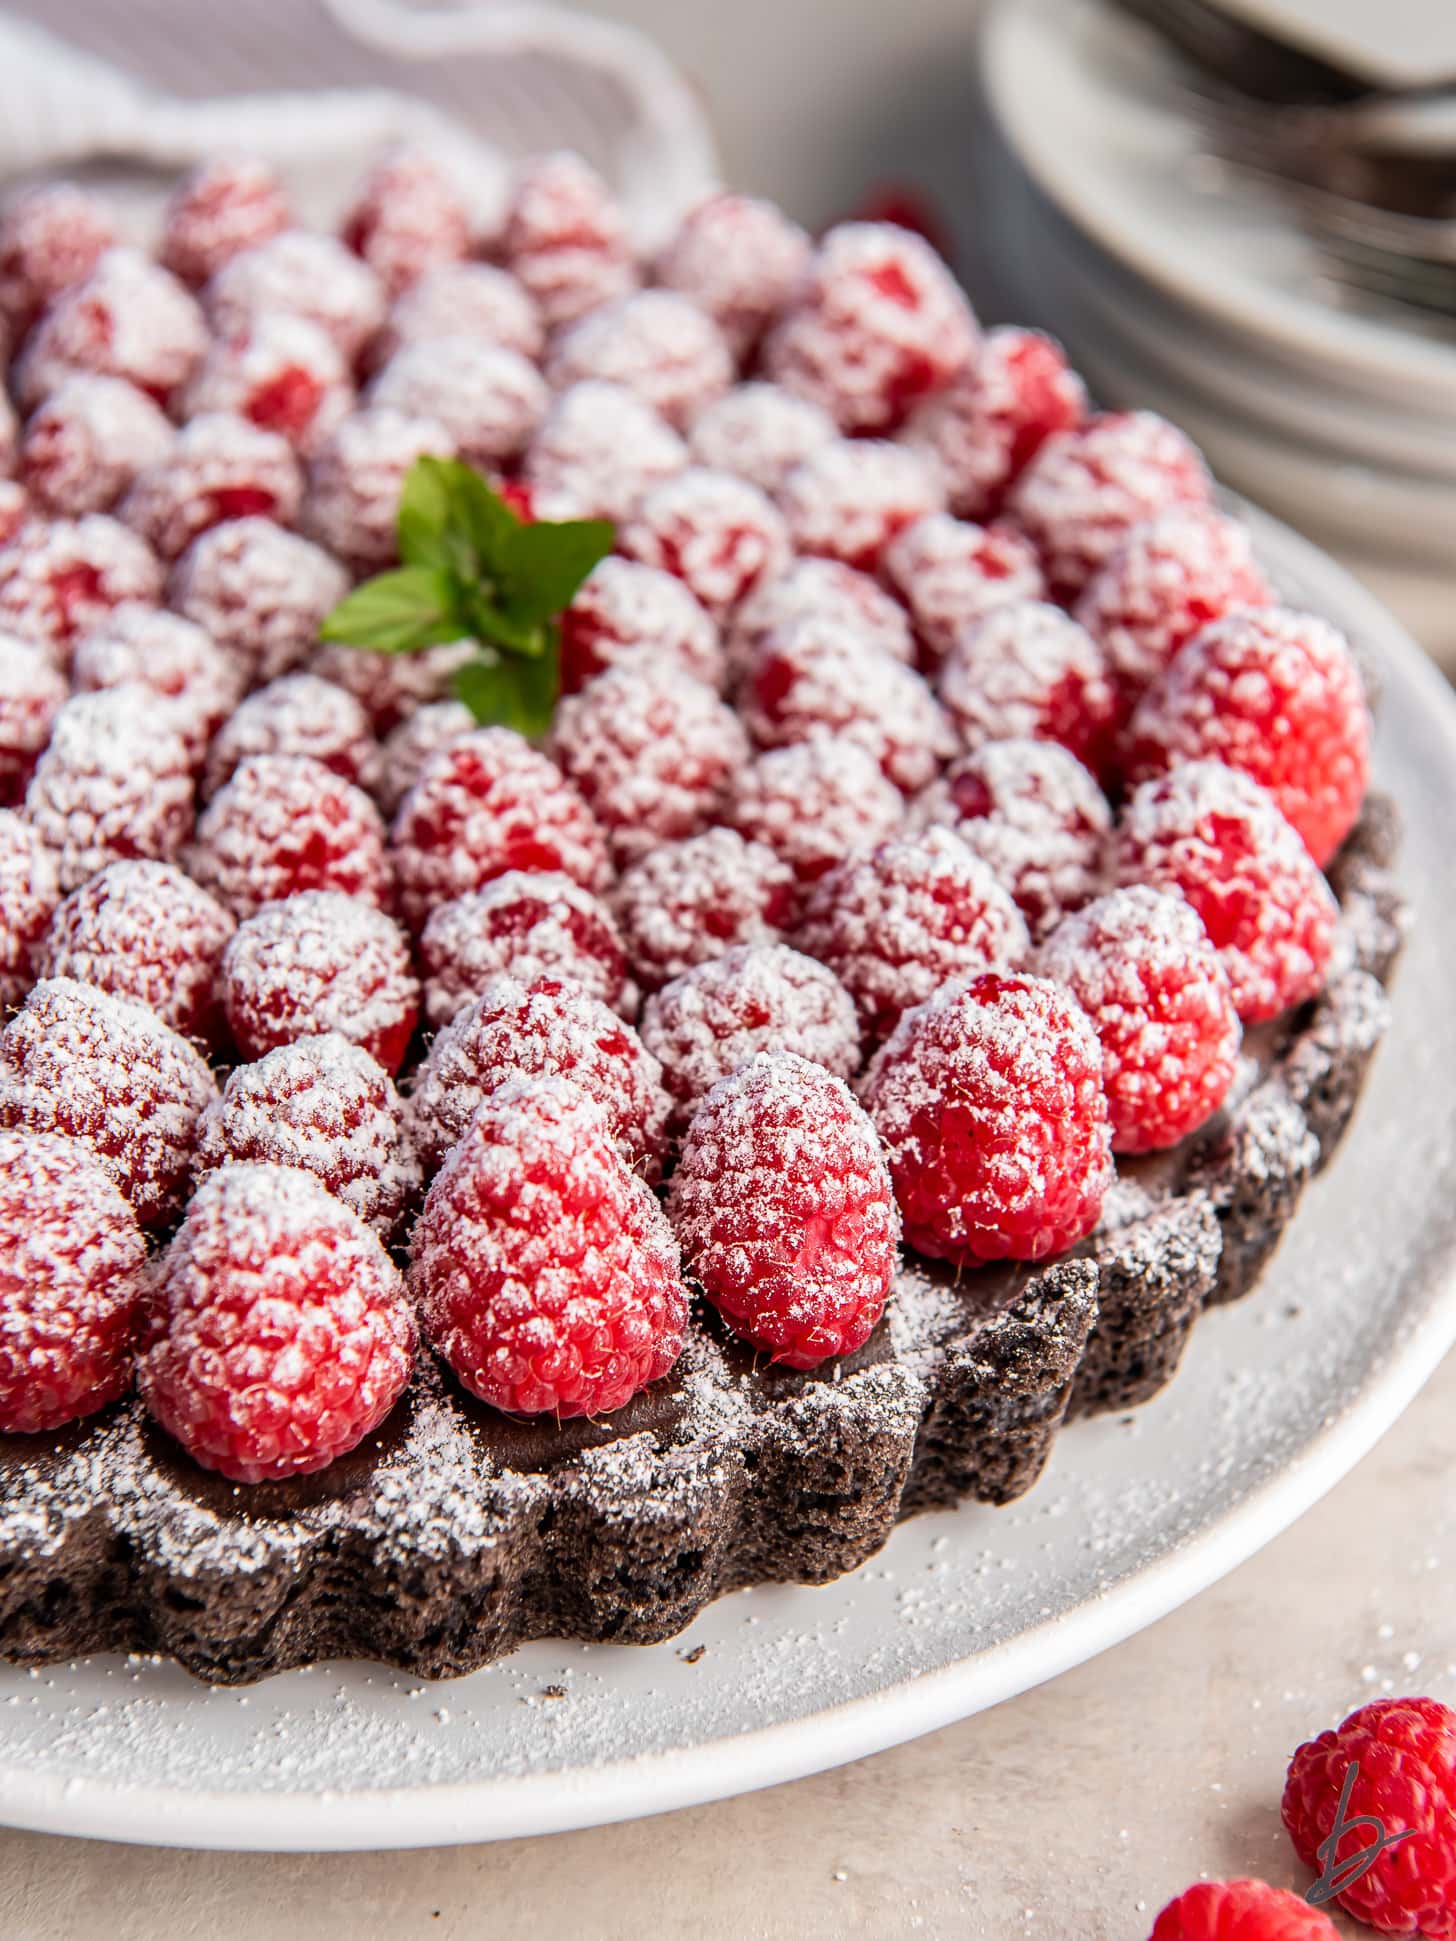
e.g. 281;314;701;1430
978;0;1456;670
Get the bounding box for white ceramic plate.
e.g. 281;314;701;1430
0;511;1452;1854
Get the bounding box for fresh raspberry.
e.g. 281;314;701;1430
120;411;302;562
419;872;631;1029
38;860;236;1047
1008;409;1214;600
729;556;916;684
188;752;390;920
1283;1696;1456;1937
938;599;1119;777
547;291;733;432
726;739;904;887
846;185;954;256
204;230;386;363
779;438;944;574
307;638;474;737
1123;606;1371;867
669;1051;897;1368
0;513;162;665
169;517;348;688
369;337;546;473
796;825;1029;1042
523;380;687;524
559;554;720;696
374;261;543;369
70;605;241;766
1075;505;1273;708
0;1129;147;1433
24;686;194;892
0;810;60;1010
611;826;795;992
741;616;954;793
687;382;838;497
390;727;609;931
881;511;1047;667
863;971;1111;1265
0;976;217;1226
655;192;812;358
193;1035;421;1239
903;325;1088;521
764;220;978;432
13;247;206;412
641;942;860;1132
501;150;638;329
409;1074;685;1418
20;374;175;517
1038;885;1240;1153
1115;762;1337;1022
0;183;115;334
549;664;749;868
140;1161;415;1483
158;156;292;288
618;466;791;621
221;890;418;1072
406;973;669;1178
374;698;474;816
183;315;353;457
302;405;454;570
1150;1879;1338;1940
202;672;379;801
0;634;66;805
341;148;469;297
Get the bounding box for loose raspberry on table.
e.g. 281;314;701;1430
1283;1696;1456;1938
501;149;638;329
1115;762;1337;1022
1038;885;1240;1153
881;511;1047;668
764;220;979;433
1075;505;1272;709
741;616;954;793
669;1051;898;1369
559;553;720;695
13;247;206;412
221;889;418;1072
307;638;475;737
194;1034;421;1239
913;737;1113;939
640;941;861;1133
390;727;609;930
419;872;632;1028
188;753;390;920
611;826;795;992
374;261;543;368
726;739;905;888
0;810;60;1010
140;1161;415;1483
1008;409;1214;600
24;685;194;891
341;148;470;297
687;382;838;497
549;663;749;868
369;337;547;471
20;374;175;518
119;411;302;562
1123;605;1371;867
203;672;379;801
38;860;236;1047
523;380;687;524
159;156;292;288
615;464;791;622
409;1074;686;1419
1149;1878;1338;1941
902;324;1088;521
937;599;1119;778
728;556;916;685
302;405;455;570
183;315;353;457
374;698;474;817
406;973;669;1178
778;438;944;574
71;604;241;767
0;182;115;334
0;513;162;665
863;971;1112;1266
0;634;66;806
546;290;733;432
169;517;349;688
204;230;387;363
796;825;1030;1043
0;976;217;1226
0;1129;148;1434
655;191;812;359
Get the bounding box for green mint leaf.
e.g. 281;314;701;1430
396;457;522;581
395;456;457;570
448;581;550;659
318;566;460;656
498;518;615;627
450;465;521;572
452;636;560;739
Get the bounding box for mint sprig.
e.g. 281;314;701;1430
319;458;613;738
